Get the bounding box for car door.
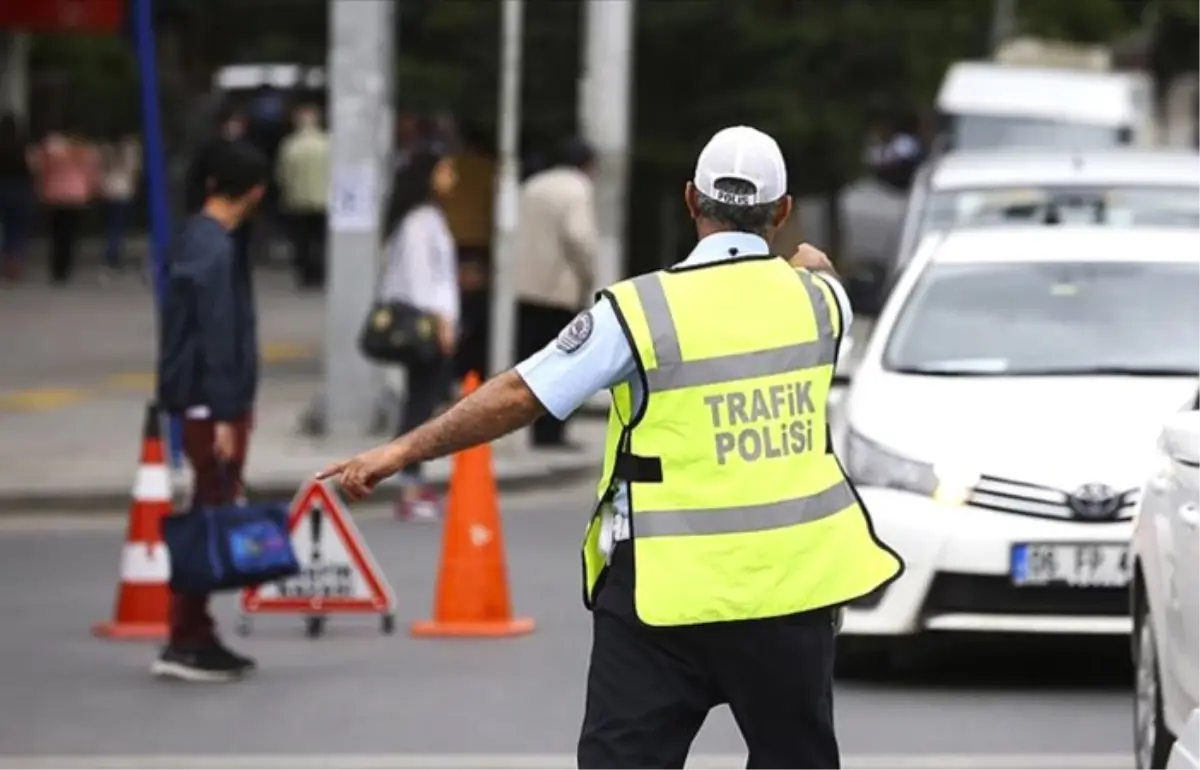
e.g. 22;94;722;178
1166;458;1200;710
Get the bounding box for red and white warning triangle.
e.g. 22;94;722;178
241;480;395;614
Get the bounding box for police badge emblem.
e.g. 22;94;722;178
556;310;595;354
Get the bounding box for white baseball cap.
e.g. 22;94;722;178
693;126;788;206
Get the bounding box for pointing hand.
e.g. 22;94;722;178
789;243;836;275
316;444;405;501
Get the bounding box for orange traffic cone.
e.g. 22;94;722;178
411;372;536;638
92;403;173;641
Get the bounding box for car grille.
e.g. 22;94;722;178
923;573;1128;618
966;475;1138;522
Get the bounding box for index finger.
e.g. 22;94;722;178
315;460;347;480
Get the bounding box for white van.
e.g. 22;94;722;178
935;61;1154;151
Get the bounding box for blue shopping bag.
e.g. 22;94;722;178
162;498;299;594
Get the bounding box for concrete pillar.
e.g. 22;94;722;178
486;0;525;379
580;0;635;291
322;0;395;438
0;32;30;123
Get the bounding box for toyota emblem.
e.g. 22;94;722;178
1068;483;1121;520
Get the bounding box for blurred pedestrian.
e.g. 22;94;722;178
154;140;269;682
99;130;142;278
393;113;421;172
317;125;903;768
864;117;923;190
514;137;597;449
29;127;100;284
376;147;460;521
276;103;330;288
185;106;252;265
0;112;34;281
245;84;289;263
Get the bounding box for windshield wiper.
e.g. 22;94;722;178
1004;366;1199;377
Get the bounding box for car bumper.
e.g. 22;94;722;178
844;487;1133;637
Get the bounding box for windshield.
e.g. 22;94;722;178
921;186;1200;234
951;114;1123;150
884;261;1200;376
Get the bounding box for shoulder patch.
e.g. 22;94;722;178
555;310;595;354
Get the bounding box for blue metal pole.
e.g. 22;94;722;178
131;0;183;468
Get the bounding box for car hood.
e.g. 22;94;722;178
845;372;1196;490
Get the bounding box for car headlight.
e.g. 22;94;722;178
844;429;976;505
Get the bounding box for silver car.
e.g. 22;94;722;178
839;148;1200;310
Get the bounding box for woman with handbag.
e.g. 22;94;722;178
375;146;460;520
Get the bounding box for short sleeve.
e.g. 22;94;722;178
515;297;637;420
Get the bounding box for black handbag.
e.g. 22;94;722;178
358;299;441;366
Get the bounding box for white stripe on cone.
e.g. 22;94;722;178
132;464;171;501
120;543;171;583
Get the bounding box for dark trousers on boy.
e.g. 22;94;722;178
153;414;257;681
169;415;251;646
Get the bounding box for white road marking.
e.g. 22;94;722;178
0;753;1132;769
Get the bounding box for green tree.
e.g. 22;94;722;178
628;0;992;267
1149;0;1199;97
1016;0;1136;43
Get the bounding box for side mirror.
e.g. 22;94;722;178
1161;411;1200;466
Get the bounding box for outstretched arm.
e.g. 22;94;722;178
319;298;635;500
317;370;545;499
394;370;544;466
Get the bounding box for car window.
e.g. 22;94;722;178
921;186;1200;238
951;115;1121;151
883;260;1200;376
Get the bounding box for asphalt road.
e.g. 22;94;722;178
0;482;1134;768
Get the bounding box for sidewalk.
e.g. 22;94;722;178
0;377;606;513
0;261;602;512
0;260;320;397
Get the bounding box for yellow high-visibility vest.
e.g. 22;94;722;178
583;255;904;627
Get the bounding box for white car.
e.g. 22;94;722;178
891;148;1200;281
834;225;1199;666
935;61;1154;151
1132;403;1200;769
838;147;1200;314
1169;711;1200;770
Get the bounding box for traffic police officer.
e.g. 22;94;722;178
320;125;905;769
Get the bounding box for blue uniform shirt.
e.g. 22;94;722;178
515;232;854;555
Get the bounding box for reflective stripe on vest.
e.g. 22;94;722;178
632;270;839;393
634;480;856;538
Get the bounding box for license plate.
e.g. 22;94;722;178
1010;542;1132;588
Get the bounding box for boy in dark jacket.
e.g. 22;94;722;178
185;106;254;265
154;140;267;682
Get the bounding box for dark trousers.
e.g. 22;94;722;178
104;199;131;269
397;354;452;478
578;545;840;769
169;415;251;648
0;180;32;261
47;205;84;283
516;299;576;446
288;211;327;287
